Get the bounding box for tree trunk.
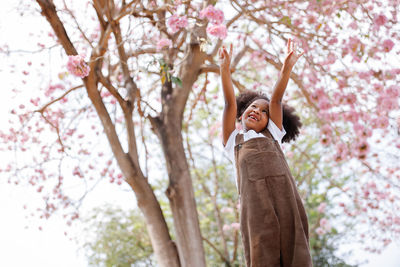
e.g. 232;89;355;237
152;119;205;267
151;43;207;266
84;77;181;267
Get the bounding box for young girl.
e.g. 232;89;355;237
219;39;312;267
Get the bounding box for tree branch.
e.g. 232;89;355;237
36;85;84;113
97;70;126;107
35;0;77;55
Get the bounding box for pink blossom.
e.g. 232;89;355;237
293;18;302;27
345;93;357;105
230;222;240;230
378;94;398;111
72;166;84;178
348;21;358;30
353;139;370;159
222;224;231;231
156;38;172;51
348;36;360;53
373;83;384;92
221;207;233;213
382;39;395;52
30;97;40;107
321;124;332;136
320;218;331;231
307;14;316;24
327;37;338;45
374;14;387;27
353;123;372;138
321;136;332;146
326;53;336;64
167;14;188;33
67;55;90;78
316;227;325;235
371;116;389;129
312;88;325;101
320;218;328;226
332;92;345;105
358;71;372;82
344;110;359;123
209;121;222;137
199;5;224;25
45;83;65;97
334;142;348;162
317;202;327;213
207;24;227;39
318;97;331;110
366;180;377;189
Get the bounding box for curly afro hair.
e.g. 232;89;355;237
236;90;302;143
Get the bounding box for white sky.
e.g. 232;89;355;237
0;1;399;266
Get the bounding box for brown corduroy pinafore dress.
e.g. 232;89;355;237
234;128;312;267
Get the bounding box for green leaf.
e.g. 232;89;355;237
279;16;291;26
171;76;182;87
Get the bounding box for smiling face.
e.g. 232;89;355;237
241;99;269;133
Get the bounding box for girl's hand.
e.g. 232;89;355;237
219;44;233;71
283;38;304;70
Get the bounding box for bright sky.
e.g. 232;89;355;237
0;1;399;266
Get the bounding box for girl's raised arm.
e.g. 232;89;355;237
219;44;237;146
269;38;304;130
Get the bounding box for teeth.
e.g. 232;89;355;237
249;115;258;121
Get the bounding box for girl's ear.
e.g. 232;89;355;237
238;115;242;122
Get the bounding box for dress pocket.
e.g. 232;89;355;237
243;151;285;181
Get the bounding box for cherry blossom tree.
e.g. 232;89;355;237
1;0;400;266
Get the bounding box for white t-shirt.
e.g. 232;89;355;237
224;120;286;164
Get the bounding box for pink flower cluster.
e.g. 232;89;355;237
352;139;370;160
156;38;172;51
382;39;395;52
223;222;240;231
374;14;387;27
221;207;234;213
317;202;327;213
200;5;227;40
67;55;90;78
199;5;224;25
316;218;331;236
207;24;227;39
167;14;188;34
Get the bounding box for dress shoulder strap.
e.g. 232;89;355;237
235;132;244;147
234;132;244;196
261;126;274;139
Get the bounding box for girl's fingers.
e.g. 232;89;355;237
287;38;291;53
229;43;233;59
220;46;227;58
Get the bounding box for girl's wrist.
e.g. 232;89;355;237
220;65;231;72
281;62;293;73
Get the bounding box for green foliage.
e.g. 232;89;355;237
82;205;155;267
